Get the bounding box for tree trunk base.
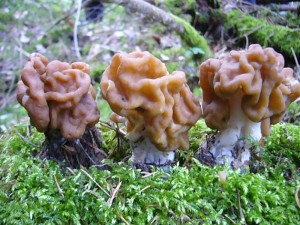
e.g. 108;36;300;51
38;126;108;169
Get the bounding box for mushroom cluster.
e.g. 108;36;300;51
17;44;299;170
17;53;100;139
100;51;202;165
198;44;300;167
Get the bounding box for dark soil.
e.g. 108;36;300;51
39;126;108;169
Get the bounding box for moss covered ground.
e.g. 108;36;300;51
0;121;299;224
226;10;300;58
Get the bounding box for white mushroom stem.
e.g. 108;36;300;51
211;91;262;166
130;137;175;165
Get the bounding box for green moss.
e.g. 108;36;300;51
0;121;299;224
90;63;107;81
226;10;300;57
263;123;300;167
163;0;195;17
188;120;211;152
285;11;300;29
172;14;213;58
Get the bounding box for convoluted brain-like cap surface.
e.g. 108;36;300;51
199;44;300;135
17;53;49;131
101;51;202;151
17;53;100;139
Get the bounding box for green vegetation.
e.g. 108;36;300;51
162;0;195;17
263;123;300;167
0;122;299;224
172;14;213;58
226;10;300;57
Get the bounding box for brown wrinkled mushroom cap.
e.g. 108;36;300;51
109;112;127;123
199;44;300;136
17;53;100;139
101;51;202;151
17;53;49;131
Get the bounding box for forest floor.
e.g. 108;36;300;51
0;1;300;224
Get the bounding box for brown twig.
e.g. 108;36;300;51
237;191;247;224
105;0;184;33
14;129;40;148
80;169;110;196
141;171;158;178
53;174;64;198
99;120;126;137
291;47;299;69
107;180;122;207
140;185;151;193
119;214;130;225
67;167;76;175
224;214;237;224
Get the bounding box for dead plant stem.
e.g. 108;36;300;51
74;0;82;59
53;174;64;198
107;180;122;207
237;191;247;224
80;169;110;196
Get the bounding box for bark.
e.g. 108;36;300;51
106;0;184;33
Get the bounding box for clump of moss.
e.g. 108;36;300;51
90;63;107;82
0;121;299;224
263;123;300;168
171;14;213;58
226;10;300;57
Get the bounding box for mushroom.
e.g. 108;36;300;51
100;51;202;165
198;44;300;168
17;53;105;168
